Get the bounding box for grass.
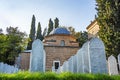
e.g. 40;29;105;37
0;71;120;80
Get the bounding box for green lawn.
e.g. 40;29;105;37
0;71;119;80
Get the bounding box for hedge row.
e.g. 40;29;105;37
0;72;120;80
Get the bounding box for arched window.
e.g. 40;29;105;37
60;40;65;46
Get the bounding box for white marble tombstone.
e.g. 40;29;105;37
4;64;8;73
82;41;90;73
52;66;55;72
117;54;120;71
77;49;84;73
62;61;68;72
60;66;63;72
0;62;4;73
108;55;118;75
66;61;69;72
68;56;74;72
30;39;46;72
73;55;77;73
64;61;69;72
89;38;108;74
56;67;60;73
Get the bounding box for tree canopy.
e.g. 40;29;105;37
68;26;88;47
96;0;120;57
0;27;26;65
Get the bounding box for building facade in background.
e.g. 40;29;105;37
19;27;79;71
86;20;100;39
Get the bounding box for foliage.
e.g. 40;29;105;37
0;27;26;65
1;71;120;80
27;15;36;50
75;31;88;47
68;26;76;36
0;28;3;34
47;18;53;35
96;0;120;57
43;27;47;37
54;17;59;28
68;27;88;47
36;22;43;41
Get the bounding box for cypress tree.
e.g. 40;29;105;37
54;17;59;28
47;18;53;35
43;27;47;37
96;0;120;57
36;22;43;41
27;15;36;50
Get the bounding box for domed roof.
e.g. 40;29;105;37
49;27;70;35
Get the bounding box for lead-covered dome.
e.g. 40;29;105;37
49;27;70;35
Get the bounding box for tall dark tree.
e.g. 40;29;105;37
96;0;120;57
68;26;75;35
43;27;47;37
47;18;53;35
27;15;36;50
0;28;3;34
54;17;59;28
36;22;43;41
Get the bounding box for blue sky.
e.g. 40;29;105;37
0;0;97;34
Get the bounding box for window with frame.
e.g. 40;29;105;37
53;61;60;70
60;40;65;46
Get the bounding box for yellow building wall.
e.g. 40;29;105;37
86;20;100;39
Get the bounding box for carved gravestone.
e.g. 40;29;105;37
60;66;63;72
82;41;90;73
77;49;84;73
89;38;108;74
62;62;65;72
68;56;74;72
30;39;46;72
108;55;118;75
64;61;69;72
117;54;120;71
73;55;77;73
56;67;60;73
0;62;19;73
0;62;4;73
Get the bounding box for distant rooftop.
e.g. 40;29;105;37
49;27;70;35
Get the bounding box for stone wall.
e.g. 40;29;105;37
44;35;79;47
20;52;30;70
44;46;79;71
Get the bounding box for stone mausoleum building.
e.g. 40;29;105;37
19;27;79;71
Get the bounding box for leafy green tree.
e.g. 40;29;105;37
0;27;26;65
36;22;43;41
68;26;88;47
27;15;36;50
0;33;7;62
47;18;53;35
96;0;120;57
54;17;59;28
